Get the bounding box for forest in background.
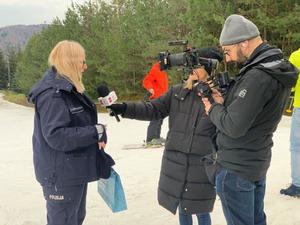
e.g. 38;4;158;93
0;0;299;99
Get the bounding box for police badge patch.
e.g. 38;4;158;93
238;89;247;98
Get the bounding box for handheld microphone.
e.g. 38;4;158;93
97;84;120;122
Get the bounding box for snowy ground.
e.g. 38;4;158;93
0;93;299;225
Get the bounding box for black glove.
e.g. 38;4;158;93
95;124;107;143
107;103;127;116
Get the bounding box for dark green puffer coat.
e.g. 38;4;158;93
123;84;216;215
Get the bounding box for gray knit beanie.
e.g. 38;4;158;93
219;14;260;46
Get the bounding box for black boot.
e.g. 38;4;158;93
280;184;300;198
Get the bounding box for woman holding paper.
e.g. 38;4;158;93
28;40;113;225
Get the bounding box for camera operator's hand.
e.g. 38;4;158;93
200;89;224;115
107;103;127;116
211;88;224;105
201;97;212;115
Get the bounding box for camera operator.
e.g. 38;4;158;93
201;14;298;225
108;47;223;225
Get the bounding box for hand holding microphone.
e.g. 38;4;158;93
97;84;126;122
106;103;127;116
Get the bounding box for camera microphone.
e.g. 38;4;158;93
97;84;120;122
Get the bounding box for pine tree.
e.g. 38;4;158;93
0;51;7;89
14;0;300;97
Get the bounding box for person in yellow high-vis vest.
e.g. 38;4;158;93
280;48;300;197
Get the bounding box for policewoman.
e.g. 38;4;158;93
28;40;110;225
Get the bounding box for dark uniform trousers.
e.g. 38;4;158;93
42;183;88;225
146;118;163;142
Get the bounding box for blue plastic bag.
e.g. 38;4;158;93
97;168;127;213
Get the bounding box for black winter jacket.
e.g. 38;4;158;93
123;84;216;215
28;68;101;186
209;43;299;181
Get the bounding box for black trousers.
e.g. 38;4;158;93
146;118;163;142
42;183;88;225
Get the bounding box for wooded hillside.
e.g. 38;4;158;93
3;0;300;98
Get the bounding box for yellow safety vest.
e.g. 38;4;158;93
289;48;300;107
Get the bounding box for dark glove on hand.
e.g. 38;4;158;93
95;124;107;143
107;103;127;116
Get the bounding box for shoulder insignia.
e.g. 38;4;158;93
238;89;247;98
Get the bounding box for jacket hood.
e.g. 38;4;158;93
257;59;299;88
240;43;298;88
28;67;74;104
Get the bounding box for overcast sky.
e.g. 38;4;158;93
0;0;88;28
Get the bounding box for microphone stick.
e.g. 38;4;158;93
97;84;120;122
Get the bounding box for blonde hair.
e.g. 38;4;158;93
48;40;86;93
184;78;194;90
184;67;208;90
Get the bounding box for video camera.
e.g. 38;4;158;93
158;40;219;73
158;40;231;98
194;71;231;98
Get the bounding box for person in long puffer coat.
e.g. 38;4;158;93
108;47;223;225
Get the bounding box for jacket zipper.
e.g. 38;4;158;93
179;98;201;212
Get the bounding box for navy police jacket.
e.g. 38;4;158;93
28;67;100;186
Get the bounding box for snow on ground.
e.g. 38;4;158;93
0;93;299;225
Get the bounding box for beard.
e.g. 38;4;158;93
235;47;248;68
236;47;248;63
